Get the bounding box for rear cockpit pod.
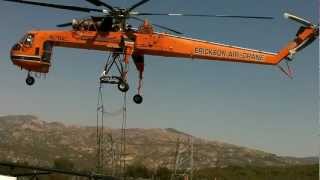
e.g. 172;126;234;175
10;32;53;85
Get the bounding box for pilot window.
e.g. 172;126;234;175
20;34;34;47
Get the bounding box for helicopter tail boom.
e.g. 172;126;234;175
134;13;318;66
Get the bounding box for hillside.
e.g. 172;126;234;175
0;115;317;171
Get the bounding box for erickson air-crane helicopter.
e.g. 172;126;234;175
5;0;319;104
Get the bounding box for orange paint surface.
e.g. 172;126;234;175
10;25;318;73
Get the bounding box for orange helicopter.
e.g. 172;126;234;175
4;0;319;104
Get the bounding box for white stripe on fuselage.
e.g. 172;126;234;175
155;32;277;55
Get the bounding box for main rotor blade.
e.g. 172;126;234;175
126;0;151;12
284;12;313;27
3;0;103;13
56;22;73;28
85;0;114;11
132;12;274;19
131;16;183;35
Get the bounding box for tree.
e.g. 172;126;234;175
49;158;74;180
125;162;151;178
155;166;171;180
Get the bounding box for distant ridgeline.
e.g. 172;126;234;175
0;115;318;179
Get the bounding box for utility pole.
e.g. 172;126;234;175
96;85;105;174
189;136;194;180
171;136;194;180
171;138;180;180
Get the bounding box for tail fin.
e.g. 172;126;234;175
273;13;318;63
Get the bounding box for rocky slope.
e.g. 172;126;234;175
0;115;316;171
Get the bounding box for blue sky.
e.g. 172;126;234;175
0;0;318;157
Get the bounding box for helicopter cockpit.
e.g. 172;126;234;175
11;32;52;75
11;33;34;52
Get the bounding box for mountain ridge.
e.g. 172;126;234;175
0;115;317;170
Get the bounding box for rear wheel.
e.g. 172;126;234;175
133;94;143;104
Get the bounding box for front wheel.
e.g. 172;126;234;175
26;76;35;86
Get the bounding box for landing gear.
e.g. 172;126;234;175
25;74;35;86
133;94;143;104
100;53;129;90
132;54;145;105
100;46;145;104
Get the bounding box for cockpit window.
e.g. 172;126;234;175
20;34;34;47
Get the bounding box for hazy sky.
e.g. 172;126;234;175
0;0;318;157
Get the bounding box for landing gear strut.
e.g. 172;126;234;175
26;73;35;86
132;54;145;105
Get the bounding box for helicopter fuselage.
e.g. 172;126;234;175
10;22;317;74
